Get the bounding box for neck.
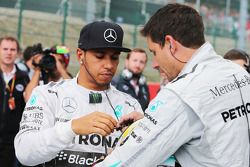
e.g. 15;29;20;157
77;69;108;91
1;64;14;73
177;47;197;70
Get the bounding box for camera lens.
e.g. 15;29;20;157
39;54;56;72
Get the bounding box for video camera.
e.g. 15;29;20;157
30;43;70;84
30;43;57;84
30;43;56;73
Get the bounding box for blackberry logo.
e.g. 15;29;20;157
57;151;68;161
55;150;105;166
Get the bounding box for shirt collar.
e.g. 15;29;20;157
3;65;16;83
74;77;112;95
177;42;219;77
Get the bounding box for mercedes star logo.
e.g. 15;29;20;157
104;28;117;43
62;97;78;113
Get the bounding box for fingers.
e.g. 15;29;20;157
92;112;117;135
96;118;115;133
33;54;42;63
96;112;117;128
117;111;144;128
91;127;109;136
71;112;118;136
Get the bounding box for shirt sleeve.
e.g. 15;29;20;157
14;85;76;166
95;88;204;167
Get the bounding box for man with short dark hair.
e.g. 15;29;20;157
96;3;250;167
14;21;143;167
115;48;149;111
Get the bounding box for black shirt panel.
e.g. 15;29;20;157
116;75;149;111
0;65;30;144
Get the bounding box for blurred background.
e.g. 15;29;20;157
0;0;249;82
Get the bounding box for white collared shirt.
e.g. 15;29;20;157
3;65;16;83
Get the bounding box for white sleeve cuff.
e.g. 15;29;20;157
55;120;77;143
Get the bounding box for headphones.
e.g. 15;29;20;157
169;43;187;63
121;69;146;85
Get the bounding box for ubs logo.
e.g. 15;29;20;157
62;97;78;113
104;29;117;43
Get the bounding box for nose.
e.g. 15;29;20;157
135;60;141;66
151;57;159;70
6;49;12;55
104;57;114;69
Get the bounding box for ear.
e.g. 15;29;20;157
76;48;84;62
165;35;176;50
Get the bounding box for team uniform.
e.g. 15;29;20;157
14;78;143;167
96;42;250;167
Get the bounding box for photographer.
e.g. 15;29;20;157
17;44;44;79
24;44;72;101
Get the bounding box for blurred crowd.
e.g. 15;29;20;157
0;3;250;167
187;2;250;39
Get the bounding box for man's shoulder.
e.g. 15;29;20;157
15;65;30;85
111;75;120;86
115;76;131;88
16;62;29;72
111;85;138;102
35;79;74;94
16;65;29;78
48;79;74;89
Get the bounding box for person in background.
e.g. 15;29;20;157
115;48;150;111
23;44;72;101
14;21;143;167
0;36;30;167
50;45;73;79
17;44;43;79
224;48;250;73
16;46;32;76
96;3;250;167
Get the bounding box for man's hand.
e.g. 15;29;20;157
116;111;144;130
71;111;117;136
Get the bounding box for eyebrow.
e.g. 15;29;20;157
95;50;120;55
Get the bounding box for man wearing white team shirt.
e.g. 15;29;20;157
14;21;143;167
96;3;250;167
